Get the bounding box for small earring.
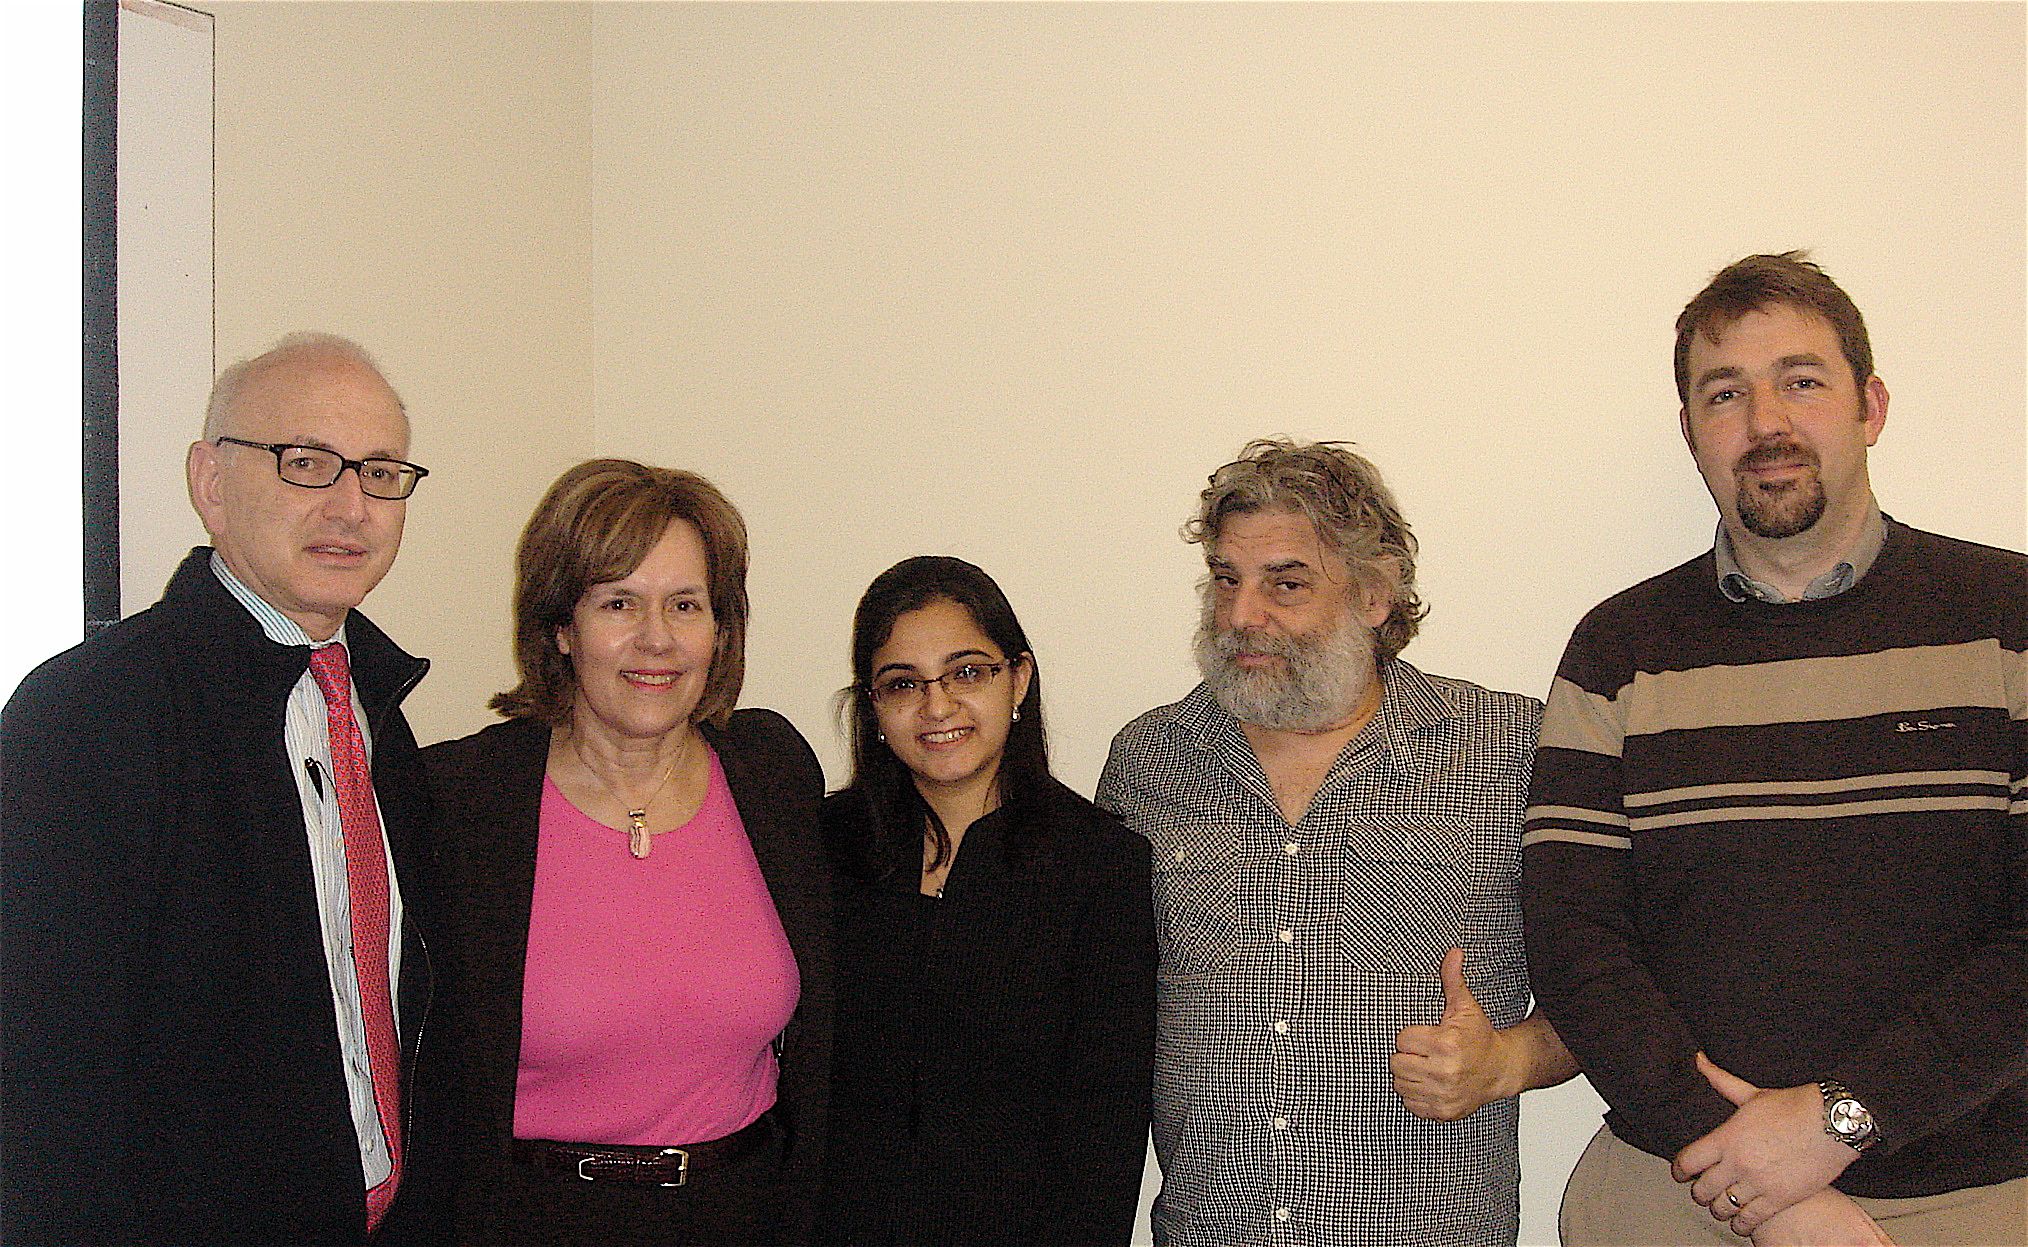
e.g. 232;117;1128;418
877;732;886;743
1011;707;1021;723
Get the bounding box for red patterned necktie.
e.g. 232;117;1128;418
307;642;403;1231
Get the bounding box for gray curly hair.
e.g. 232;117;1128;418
1185;437;1426;660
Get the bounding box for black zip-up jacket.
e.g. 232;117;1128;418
1;547;433;1245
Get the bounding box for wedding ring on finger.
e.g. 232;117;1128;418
1723;1189;1745;1211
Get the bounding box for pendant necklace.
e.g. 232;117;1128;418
575;734;687;859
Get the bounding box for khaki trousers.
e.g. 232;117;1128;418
1560;1124;2028;1247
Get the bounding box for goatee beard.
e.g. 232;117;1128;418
1733;440;1827;539
1194;600;1377;733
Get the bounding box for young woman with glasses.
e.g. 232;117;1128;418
820;556;1156;1246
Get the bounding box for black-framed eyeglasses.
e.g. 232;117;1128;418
215;437;430;500
864;660;1017;707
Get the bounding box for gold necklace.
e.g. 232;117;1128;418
573;734;689;859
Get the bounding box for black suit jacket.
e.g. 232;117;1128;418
402;710;833;1246
819;780;1156;1246
0;548;434;1246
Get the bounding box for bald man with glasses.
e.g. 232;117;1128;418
2;333;435;1245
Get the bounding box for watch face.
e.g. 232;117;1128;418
1829;1098;1874;1138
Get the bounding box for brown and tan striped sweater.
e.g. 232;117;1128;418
1522;517;2026;1199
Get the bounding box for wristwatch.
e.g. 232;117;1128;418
1818;1080;1879;1152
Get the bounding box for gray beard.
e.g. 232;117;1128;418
1193;598;1377;733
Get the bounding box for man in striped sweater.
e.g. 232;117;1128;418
1522;252;2026;1246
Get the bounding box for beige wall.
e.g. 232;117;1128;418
198;0;599;741
140;3;2025;1243
583;1;2026;793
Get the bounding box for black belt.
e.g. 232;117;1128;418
510;1111;776;1187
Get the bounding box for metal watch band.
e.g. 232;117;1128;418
1818;1079;1879;1152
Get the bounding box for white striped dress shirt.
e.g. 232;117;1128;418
210;553;401;1189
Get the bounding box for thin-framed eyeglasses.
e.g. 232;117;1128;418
214;437;430;500
864;660;1018;707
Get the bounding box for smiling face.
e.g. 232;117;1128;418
187;351;411;640
1680;302;1887;542
868;597;1032;810
558;519;717;745
1195;508;1390;732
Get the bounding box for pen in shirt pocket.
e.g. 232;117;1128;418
305;757;326;800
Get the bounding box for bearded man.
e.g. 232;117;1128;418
1098;438;1576;1247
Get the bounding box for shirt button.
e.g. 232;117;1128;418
1273;1115;1288;1130
1283;841;1299;856
1173;847;1187;861
1277;928;1293;943
1273;1019;1289;1034
1275;1207;1290;1222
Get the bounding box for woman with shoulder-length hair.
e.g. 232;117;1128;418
404;459;830;1246
818;555;1155;1246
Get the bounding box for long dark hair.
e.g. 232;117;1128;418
836;556;1052;882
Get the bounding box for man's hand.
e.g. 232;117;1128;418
1391;948;1514;1121
1748;1189;1895;1246
1673;1053;1860;1236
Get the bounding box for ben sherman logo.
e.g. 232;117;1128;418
1895;719;1958;732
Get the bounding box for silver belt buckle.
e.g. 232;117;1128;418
655;1146;689;1188
572;1148;688;1187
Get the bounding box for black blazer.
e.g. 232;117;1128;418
401;710;832;1246
819;779;1156;1245
0;548;433;1246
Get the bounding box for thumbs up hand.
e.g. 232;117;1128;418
1390;947;1516;1122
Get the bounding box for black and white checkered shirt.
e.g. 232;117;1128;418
1097;659;1541;1247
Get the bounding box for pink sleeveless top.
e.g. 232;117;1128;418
512;748;799;1145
